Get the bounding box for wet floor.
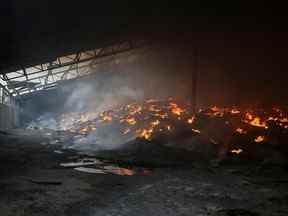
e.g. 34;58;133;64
0;133;288;216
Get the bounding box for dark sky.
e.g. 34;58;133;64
2;3;288;105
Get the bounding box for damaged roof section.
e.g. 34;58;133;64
0;40;146;97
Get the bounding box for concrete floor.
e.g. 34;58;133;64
0;131;288;216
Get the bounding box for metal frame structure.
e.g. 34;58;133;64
0;40;147;97
0;82;15;106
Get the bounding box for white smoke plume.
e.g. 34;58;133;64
26;47;194;151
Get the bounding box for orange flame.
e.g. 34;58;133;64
245;113;253;120
151;120;160;127
138;129;153;140
126;117;137;125
249;117;267;128
58;99;288;152
170;103;185;116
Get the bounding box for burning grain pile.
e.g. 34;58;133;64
29;98;288;163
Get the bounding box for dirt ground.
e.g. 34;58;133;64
0;131;288;216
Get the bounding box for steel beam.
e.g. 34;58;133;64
0;40;147;96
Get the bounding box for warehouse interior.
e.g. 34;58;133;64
1;6;288;216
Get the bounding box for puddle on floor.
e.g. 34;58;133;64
60;157;153;176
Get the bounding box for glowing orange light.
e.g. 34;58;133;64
80;128;88;133
120;168;135;176
151;120;160;127
231;149;243;155
129;106;142;115
187;117;195;124
57;99;288;150
231;109;241;114
245;113;253;120
170;103;184;116
250;117;267;128
211;106;220;112
138;129;153;140
255;136;265;143
167;125;172;131
126;117;137;125
103;115;113;122
236;128;247;134
192;128;201;134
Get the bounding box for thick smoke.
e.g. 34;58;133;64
62;74;144;114
57;48;195;151
61;47;194;114
25;44;285;151
25;46;231;151
65;124;138;151
26;113;59;131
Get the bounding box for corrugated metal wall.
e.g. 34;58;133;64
0;104;18;130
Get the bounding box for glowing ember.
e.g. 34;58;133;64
192;129;201;134
102;115;113;122
91;127;97;131
211;106;220;112
255;136;265;143
138;129;153;140
170;103;185;116
207;106;225;117
231;149;243;155
80;128;88;134
149;105;162;112
249;117;268;129
44;98;288;153
61;101;288;138
231;108;241;114
187;116;195;124
104;166;135;176
236;128;247;134
126;117;137;125
243;112;268;129
129;106;142;115
119;168;135;176
151;120;160;127
245;113;254;121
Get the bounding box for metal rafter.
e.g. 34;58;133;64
0;40;147;96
